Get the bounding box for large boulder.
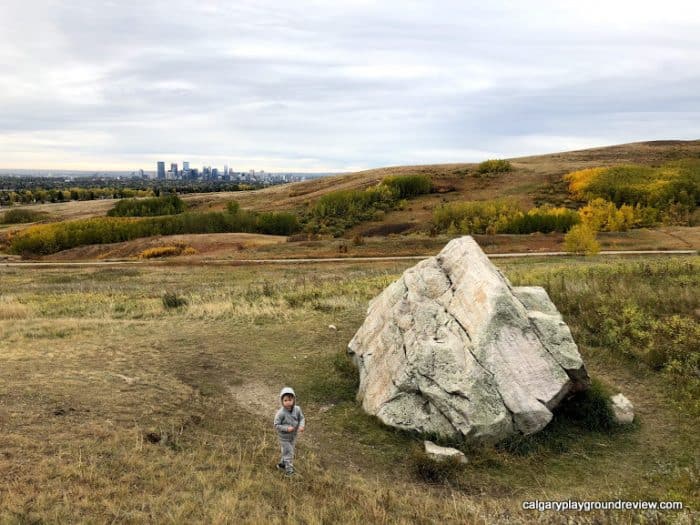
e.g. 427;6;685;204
347;236;589;442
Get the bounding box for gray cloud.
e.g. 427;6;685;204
1;0;698;170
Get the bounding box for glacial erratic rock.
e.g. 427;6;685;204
347;236;590;442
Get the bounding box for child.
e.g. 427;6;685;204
273;387;305;476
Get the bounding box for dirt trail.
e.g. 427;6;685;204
227;380;279;418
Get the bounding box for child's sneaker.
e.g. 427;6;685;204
285;466;295;476
276;462;285;470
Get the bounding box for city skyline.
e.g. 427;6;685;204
1;1;699;171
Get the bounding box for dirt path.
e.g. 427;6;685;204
1;249;696;268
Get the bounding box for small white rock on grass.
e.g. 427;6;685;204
424;441;468;464
610;393;635;424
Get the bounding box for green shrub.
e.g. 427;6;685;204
433;200;578;235
477;159;512;174
503;206;580;233
307;185;396;236
10;208;301;255
432;199;521;234
556;380;617;433
1;208;46;224
107;194;186;217
255;212;300;235
382;175;432;199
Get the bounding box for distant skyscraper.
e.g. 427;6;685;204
157;161;165;179
224;164;229;176
170;163;178;177
183;161;190;171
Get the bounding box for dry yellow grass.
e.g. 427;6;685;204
0;259;697;523
0;295;30;319
138;244;198;259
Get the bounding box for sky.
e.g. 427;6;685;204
1;0;699;172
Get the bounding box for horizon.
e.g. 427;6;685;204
3;138;699;175
2;1;699;171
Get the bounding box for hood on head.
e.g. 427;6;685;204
279;386;296;401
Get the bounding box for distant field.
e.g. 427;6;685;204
0;255;697;522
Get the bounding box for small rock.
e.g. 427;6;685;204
611;393;634;424
114;373;137;385
424;441;468;464
328;324;337;331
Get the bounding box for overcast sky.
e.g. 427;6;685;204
1;1;698;172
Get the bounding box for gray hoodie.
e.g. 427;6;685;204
274;387;305;442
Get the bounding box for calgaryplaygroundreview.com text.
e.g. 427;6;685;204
522;499;684;512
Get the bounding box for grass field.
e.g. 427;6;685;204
0;253;698;523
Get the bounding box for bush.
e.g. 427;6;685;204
382;175;432;199
107;194;186;217
255;212;300;235
432;200;578;235
138;244;197;259
564;224;600;255
564;161;700;223
556;380;617;433
307;185;396;236
432;199;521;234
10;208;301;255
1;208;45;224
226;201;240;215
577;198;658;232
162;292;187;309
477;159;512;174
503;206;580;234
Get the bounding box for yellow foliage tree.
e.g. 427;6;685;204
579;198;637;232
564;224;600;255
564;167;607;199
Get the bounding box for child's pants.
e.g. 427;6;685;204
280;436;297;467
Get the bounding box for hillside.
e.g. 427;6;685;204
1;139;699;260
188;139;700;225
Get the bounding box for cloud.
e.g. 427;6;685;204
0;0;698;170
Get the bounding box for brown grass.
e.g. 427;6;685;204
0;258;697;522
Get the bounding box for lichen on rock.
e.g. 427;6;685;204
348;236;590;442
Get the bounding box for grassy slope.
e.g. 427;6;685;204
0;256;697;523
2;140;699;261
5;139;700;225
